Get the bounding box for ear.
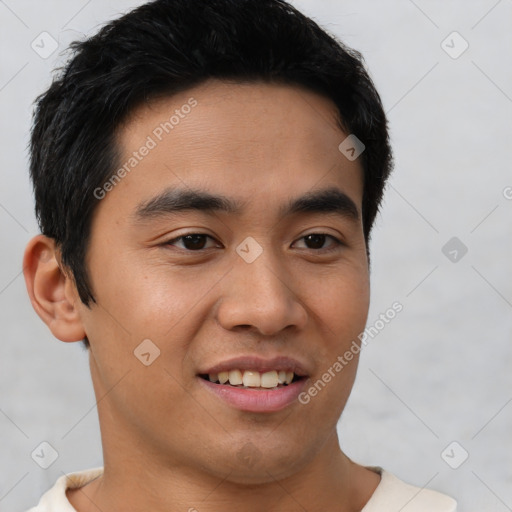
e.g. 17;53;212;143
23;235;86;342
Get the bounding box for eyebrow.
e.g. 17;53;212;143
134;186;359;223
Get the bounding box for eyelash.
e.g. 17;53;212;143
164;233;343;253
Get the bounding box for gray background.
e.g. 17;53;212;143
1;1;511;511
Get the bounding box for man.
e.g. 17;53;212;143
23;0;457;510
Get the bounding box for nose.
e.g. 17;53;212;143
215;248;308;336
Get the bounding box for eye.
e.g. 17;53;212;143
165;233;220;251
164;232;342;253
293;233;342;252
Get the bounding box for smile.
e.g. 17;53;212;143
199;369;302;389
197;373;309;413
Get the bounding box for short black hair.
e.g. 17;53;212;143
29;0;393;347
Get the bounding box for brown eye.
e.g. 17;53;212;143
304;234;327;249
166;234;218;251
295;233;341;251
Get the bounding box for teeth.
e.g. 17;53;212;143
260;371;279;388
204;369;298;388
242;371;261;387
228;369;243;385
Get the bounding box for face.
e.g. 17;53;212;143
78;80;369;483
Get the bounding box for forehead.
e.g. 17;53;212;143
101;79;363;221
120;80;344;154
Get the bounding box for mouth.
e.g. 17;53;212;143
198;370;306;390
196;356;311;412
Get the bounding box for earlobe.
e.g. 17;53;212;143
23;235;86;342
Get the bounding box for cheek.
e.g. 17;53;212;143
80;261;205;435
304;264;370;342
299;269;368;419
87;246;222;339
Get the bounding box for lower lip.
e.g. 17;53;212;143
198;377;309;413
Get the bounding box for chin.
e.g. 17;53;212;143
215;441;315;485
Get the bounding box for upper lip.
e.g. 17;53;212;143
199;355;310;377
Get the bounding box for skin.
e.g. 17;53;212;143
24;80;380;512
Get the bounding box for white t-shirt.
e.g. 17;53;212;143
26;466;457;511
